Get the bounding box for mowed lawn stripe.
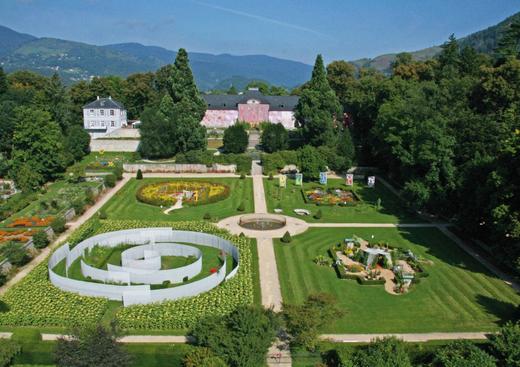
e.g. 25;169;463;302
274;227;520;333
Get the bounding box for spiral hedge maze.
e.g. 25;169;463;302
0;220;255;330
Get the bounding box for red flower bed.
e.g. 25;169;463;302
7;216;54;228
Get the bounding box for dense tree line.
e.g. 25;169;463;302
319;24;520;275
0;68;90;191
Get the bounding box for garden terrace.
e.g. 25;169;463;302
101;178;253;222
264;178;419;223
274;227;520;333
0;219;258;332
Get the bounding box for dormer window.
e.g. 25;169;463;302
247;99;260;104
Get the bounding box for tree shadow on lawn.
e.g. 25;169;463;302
356;185;418;223
397;227;516;282
476;294;519;326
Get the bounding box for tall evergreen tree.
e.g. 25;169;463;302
0;67;7;95
169;48;207;120
295;54;342;147
44;73;72;131
138;94;176;159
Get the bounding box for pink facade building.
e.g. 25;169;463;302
201;89;298;129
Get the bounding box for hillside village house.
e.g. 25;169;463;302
201;88;299;129
83;96;127;138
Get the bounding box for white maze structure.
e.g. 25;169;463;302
48;228;240;306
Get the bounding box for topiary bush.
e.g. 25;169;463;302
136;169;143;180
98;210;108;220
314;209;322;220
0;242;31;266
104;174;117;188
32;230;50;249
203;212;211;220
50;216;66;234
237;202;245;212
281;231;292;243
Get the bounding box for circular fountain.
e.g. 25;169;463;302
239;214;287;231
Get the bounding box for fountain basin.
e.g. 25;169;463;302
239;214;287;231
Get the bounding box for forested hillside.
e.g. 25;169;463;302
352;11;520;73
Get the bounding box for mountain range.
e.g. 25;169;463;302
0;11;518;90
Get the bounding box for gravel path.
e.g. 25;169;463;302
0;176;131;296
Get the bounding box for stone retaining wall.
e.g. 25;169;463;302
123;163;236;173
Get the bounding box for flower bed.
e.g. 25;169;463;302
7;216;54;228
303;187;361;206
136;181;230;207
0;219;254;330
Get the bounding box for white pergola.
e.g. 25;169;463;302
363;248;392;268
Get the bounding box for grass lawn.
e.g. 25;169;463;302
12;338;191;367
274;227;520;333
101;177;253;222
264;178;419;223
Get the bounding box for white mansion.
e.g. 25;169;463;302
83;96;127;138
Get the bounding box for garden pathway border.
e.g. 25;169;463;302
0;176;131;296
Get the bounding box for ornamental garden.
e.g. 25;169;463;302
0;164;518;351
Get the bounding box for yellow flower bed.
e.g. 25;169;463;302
136;181;230;207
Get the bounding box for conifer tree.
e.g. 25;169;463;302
295;54;342;147
0;67;7;95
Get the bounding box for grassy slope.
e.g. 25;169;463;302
264;178;418;223
274;227;520;333
101;177;253;222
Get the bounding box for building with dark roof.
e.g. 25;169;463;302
201;88;299;129
83;96;127;138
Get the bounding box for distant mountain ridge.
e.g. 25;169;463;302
352;11;520;73
0;10;518;88
0;26;313;90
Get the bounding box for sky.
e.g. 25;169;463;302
0;0;519;64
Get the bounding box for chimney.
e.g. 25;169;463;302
97;96;99;100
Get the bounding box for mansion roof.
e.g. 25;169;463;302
202;90;299;111
83;97;125;110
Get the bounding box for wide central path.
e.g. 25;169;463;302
251;161;291;366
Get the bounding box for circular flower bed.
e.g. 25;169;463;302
136;181;229;207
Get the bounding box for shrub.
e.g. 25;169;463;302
268;173;274;180
54;324;132;367
98;210;108;220
203;213;211;220
71;199;86;215
0;339;21;367
222;123;248;154
0;273;6;287
489;321;520;367
237;202;245;212
281;231;292;243
104;174;116;188
182;347;227;367
240;173;246;179
112;166;124;180
314;209;322;220
51;216;67;234
136;169;143;180
85;188;97;205
434;340;496;367
1;242;31;266
190;306;280;367
32;231;50;249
